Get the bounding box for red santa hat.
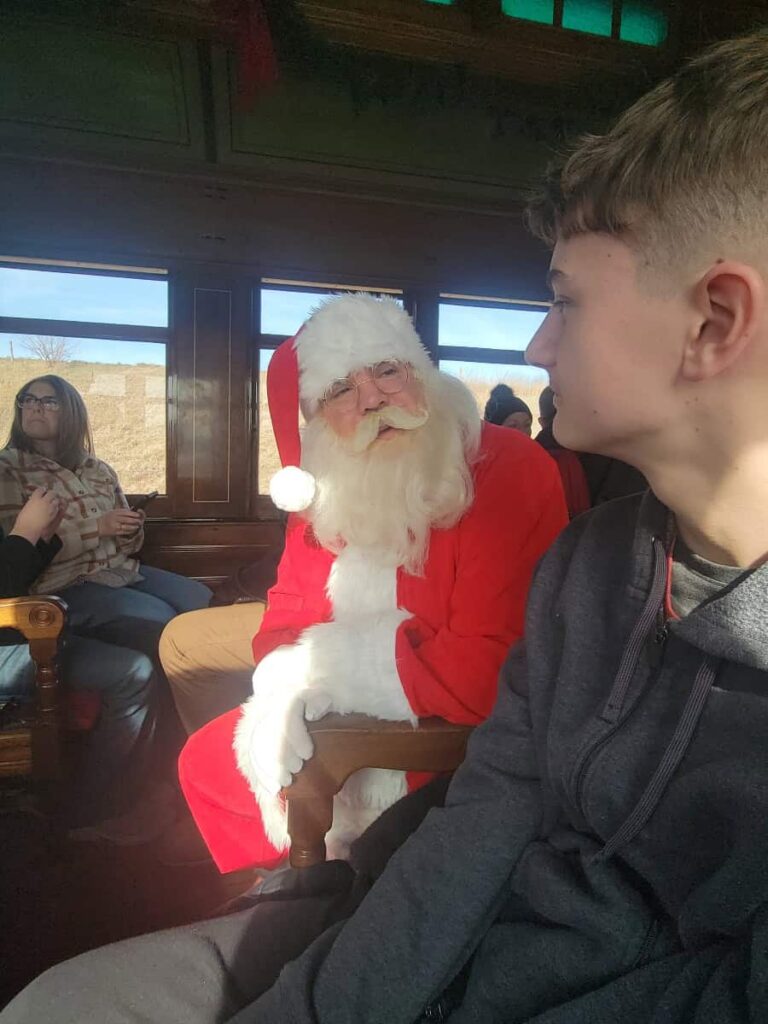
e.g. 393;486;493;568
267;293;433;512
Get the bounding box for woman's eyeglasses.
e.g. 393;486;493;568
322;361;409;412
17;394;60;411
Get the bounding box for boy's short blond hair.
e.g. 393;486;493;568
527;30;768;280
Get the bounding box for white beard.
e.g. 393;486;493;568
301;371;481;574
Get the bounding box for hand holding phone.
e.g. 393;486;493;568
130;491;159;513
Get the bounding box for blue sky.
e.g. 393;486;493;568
0;269;549;375
0;268;168;326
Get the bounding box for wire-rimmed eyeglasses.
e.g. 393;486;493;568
321;361;409;412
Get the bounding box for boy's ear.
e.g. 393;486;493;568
682;262;764;381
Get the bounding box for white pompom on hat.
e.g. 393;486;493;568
266;329;316;512
266;293;433;512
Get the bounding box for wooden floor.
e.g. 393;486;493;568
0;806;251;1009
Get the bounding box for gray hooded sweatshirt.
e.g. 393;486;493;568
235;491;768;1024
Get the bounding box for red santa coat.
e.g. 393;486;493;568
179;423;567;873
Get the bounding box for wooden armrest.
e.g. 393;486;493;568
282;714;473;868
0;595;67;641
284;714;472;800
0;596;67;781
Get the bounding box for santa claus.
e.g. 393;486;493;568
178;293;567;873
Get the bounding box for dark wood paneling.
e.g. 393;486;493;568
192;287;232;503
141;519;284;585
0;158;551;301
172;267;257;518
0;19;206;159
216;53;549;197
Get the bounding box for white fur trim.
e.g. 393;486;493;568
250;644;311;698
233;694;291;851
326;546;398;620
234;691;407;857
269;466;316;512
326;769;408;860
234;644;314;846
234;578;416;858
296;294;434;408
234;698;407;859
297;615;415;723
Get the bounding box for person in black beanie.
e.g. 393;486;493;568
483;383;533;436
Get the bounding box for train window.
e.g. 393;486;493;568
257;347;283;502
261;288;335;337
0;264;168;327
257;280;403;496
439;302;546;353
502;0;555;25
437;295;550;419
0;260;169;496
562;0;613;37
620;0;667;45
440;358;549;420
504;0;668;46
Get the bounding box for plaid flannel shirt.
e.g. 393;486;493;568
0;447;143;594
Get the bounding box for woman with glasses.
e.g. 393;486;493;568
0;376;211;755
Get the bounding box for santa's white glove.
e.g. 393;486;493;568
237;645;332;796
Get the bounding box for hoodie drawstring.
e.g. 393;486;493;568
597;656;719;862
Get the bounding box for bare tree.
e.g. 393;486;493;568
21;336;79;366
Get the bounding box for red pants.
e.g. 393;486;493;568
178;708;287;874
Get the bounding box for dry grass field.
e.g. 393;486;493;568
0;357;166;494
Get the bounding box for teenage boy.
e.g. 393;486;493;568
4;28;768;1024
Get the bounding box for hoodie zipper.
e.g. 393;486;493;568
598;656;718;861
649;616;669;669
572;654;666;825
570;536;669;820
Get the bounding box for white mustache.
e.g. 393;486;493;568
345;406;429;454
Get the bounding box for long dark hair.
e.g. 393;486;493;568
8;375;94;470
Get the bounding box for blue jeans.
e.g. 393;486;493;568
0;635;157;826
59;566;212;665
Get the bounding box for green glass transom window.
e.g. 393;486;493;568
562;0;613;36
502;0;555;24
620;1;668;45
503;0;668;47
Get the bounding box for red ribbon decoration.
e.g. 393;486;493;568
230;0;278;109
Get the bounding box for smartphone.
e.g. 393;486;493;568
130;490;159;512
